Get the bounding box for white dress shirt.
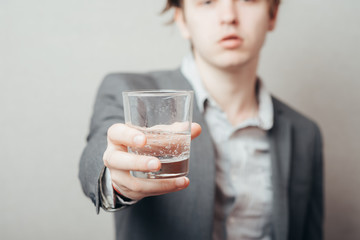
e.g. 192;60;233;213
181;54;274;240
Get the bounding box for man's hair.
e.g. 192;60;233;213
163;0;280;19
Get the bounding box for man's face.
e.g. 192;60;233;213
175;0;277;70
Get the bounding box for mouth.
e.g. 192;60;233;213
219;34;243;49
221;35;241;41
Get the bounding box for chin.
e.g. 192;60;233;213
214;53;253;70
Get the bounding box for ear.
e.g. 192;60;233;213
268;6;279;31
174;8;191;39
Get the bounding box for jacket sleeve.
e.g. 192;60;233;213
78;74;126;214
304;124;324;240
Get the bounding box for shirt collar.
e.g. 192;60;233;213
180;53;209;113
180;53;274;130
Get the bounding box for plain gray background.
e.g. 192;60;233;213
1;0;359;239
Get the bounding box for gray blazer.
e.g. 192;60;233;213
79;69;323;240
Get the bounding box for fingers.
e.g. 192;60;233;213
105;122;197;201
104;123;160;173
104;150;161;172
105;122;201;173
107;123;146;147
191;122;202;140
138;177;190;196
107;123;201;147
112;172;190;200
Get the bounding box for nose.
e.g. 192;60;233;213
219;1;238;25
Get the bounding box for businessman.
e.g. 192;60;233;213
79;0;324;239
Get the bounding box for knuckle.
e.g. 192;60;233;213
135;155;149;170
107;123;124;139
161;181;174;192
103;149;114;167
103;158;109;167
102;150;109;166
107;124;116;136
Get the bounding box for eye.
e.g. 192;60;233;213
201;0;213;5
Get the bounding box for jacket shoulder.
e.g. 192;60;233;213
102;69;189;93
101;69;181;90
101;72;157;91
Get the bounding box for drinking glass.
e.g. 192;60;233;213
122;90;194;179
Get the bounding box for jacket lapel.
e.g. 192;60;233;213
268;100;292;240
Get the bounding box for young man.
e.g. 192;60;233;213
79;0;324;239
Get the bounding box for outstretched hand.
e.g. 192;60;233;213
103;123;201;201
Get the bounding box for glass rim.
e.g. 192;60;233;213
123;89;194;97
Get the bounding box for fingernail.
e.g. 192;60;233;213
147;159;159;171
175;177;186;188
133;135;145;146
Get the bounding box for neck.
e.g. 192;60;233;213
194;54;259;126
